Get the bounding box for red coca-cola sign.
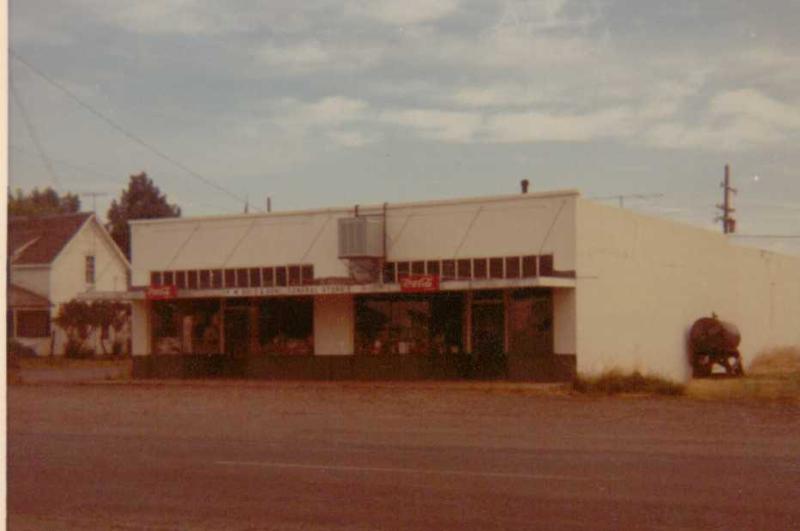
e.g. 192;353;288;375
146;285;177;300
399;275;440;293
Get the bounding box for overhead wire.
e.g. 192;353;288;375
10;73;62;190
9;49;261;212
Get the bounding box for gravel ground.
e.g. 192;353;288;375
8;382;800;530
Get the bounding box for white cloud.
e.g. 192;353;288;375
348;0;460;26
711;89;800;130
258;40;382;73
274;96;370;128
484;108;635;143
451;84;551;108
380;109;483;142
645;119;784;151
328;130;379;147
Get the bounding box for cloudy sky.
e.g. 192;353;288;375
9;0;800;254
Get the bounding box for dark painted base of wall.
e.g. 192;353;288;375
132;353;577;383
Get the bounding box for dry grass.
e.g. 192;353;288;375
748;346;800;375
573;370;685;396
687;346;800;403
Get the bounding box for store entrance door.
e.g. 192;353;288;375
224;307;250;358
471;301;506;379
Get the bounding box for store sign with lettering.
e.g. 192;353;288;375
399;274;440;293
146;285;177;300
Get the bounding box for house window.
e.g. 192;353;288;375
397;262;410;278
288;265;301;286
236;268;249;288
301;265;314;285
426;261;440;276
85;256;95;284
176;271;187;289
489;257;504;279
17;310;51;338
275;267;287;287
224;269;236;287
473;258;487;279
249;268;262;287
211;269;223;288
505;256;520;278
163;271;175;286
150;271;162;287
457;259;471;279
442;260;456;281
188;270;199;289
522;256;537;278
383;262;396;284
412;261;425;275
262;267;274;286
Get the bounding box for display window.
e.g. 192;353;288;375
152;299;221;354
508;289;553;356
355;294;463;355
258;297;313;355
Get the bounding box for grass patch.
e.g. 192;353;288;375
573;370;684;396
687;346;800;403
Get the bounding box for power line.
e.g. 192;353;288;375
9;49;261;212
9;74;62;190
10;144;121;183
591;193;663;208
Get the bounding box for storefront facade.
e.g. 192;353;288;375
121;187;800;383
127;190;579;380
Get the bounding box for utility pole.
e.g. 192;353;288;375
716;164;737;234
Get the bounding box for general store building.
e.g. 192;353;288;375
124;188;800;382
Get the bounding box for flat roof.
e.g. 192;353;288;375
130;189;581;226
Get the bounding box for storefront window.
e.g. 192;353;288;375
153;301;181;354
355;294;463;356
153;299;221;354
508;289;553;356
181;299;222;354
258;297;313;355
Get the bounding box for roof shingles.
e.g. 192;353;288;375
9;213;92;265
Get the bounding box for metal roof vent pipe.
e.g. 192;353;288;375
520;179;530;194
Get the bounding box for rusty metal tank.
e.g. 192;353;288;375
689;316;741;354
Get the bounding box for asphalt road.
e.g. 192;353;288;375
8;383;800;530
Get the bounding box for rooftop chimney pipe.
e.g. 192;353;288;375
521;179;530;194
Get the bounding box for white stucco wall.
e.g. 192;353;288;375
129;190;578;287
313;295;354;355
553;288;576;356
576;199;800;382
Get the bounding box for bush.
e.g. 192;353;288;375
573;370;684;396
64;339;95;359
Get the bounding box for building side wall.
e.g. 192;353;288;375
576;199;800;382
313;295;354;355
553;288;577;356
